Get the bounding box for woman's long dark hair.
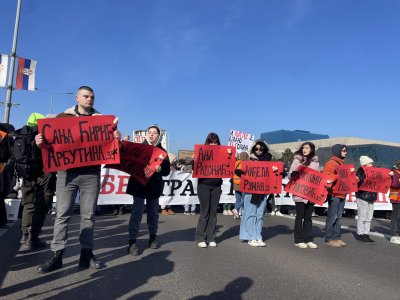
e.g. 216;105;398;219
293;142;316;166
205;132;220;145
251;141;272;161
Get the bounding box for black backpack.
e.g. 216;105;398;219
12;125;43;180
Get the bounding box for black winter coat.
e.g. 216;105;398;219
126;141;170;199
355;167;377;202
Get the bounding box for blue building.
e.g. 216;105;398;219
260;130;329;144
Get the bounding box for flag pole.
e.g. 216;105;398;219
4;0;22;123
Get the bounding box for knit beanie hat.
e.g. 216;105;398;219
331;144;346;159
360;156;373;166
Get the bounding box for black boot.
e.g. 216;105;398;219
37;250;64;274
355;234;365;242
148;235;160;249
363;235;375;244
79;249;103;269
128;239;139;256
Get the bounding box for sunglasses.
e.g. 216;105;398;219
342;149;347;152
255;147;264;151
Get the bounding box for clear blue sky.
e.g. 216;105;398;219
1;0;400;154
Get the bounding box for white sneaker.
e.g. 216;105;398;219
275;211;283;216
248;240;259;247
306;242;318;249
197;242;207;248
270;211;276;216
390;236;400;244
232;208;240;219
208;242;217;247
223;210;228;215
227;210;233;216
257;240;266;247
295;242;308;249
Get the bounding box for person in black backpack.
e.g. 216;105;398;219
13;113;57;249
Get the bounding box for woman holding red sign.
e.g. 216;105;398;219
195;133;226;248
126;125;171;255
354;156;378;244
239;140;273;247
288;142;319;249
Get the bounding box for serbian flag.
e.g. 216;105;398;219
15;57;37;91
0;54;8;88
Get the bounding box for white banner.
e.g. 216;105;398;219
227;129;255;154
97;168;394;210
0;54;8;88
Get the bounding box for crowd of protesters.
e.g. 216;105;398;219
1;85;400;277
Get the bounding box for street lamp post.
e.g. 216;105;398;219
4;0;22;123
35;88;74;115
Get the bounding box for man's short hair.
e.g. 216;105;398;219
77;86;94;93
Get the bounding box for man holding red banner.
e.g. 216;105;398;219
126;125;170;256
36;86;121;274
323;144;350;248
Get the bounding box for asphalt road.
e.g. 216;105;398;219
1;210;399;300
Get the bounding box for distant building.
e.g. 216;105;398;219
260;129;329;144
268;137;400;168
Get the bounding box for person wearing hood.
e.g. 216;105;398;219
126;125;170;256
323;144;350;248
239;139;273;247
288;142;320;249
